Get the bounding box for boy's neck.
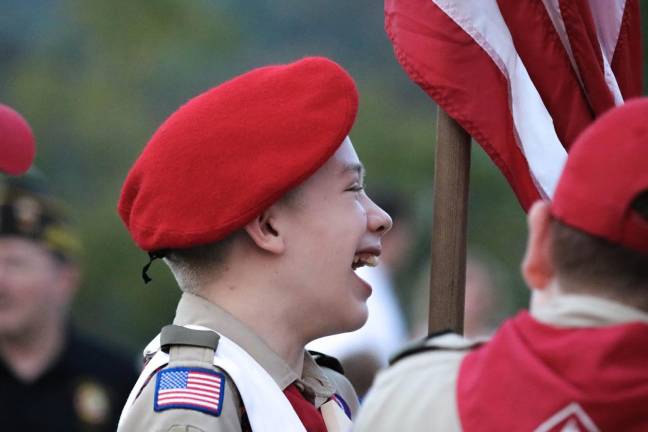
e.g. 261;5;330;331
200;280;307;375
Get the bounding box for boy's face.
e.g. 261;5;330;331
278;137;392;339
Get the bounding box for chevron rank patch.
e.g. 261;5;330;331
154;367;225;416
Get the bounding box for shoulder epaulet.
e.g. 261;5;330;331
389;329;483;366
160;324;220;352
308;350;345;375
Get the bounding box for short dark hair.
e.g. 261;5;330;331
550;190;648;305
163;187;303;292
164;230;244;293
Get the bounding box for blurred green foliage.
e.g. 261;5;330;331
1;1;647;353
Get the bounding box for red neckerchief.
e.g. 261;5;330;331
240;383;350;431
284;384;328;432
457;311;648;431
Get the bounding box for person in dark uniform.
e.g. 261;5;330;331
0;174;138;432
116;57;392;431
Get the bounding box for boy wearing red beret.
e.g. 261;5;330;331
355;99;648;431
117;57;392;432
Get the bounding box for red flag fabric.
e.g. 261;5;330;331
385;0;642;210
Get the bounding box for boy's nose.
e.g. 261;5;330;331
368;199;393;235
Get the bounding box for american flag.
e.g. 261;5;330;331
154;367;225;416
385;0;642;211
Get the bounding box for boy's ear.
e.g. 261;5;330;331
243;207;285;254
521;200;555;291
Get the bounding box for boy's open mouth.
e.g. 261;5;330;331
352;252;379;270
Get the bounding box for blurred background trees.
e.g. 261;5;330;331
2;0;647;352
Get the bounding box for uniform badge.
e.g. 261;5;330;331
13;195;41;234
154;367;225;416
73;380;111;426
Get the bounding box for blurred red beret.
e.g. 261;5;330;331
119;57;358;251
551;97;648;254
0;104;36;175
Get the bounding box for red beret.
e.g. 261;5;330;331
0;104;35;175
551;98;648;254
119;57;358;251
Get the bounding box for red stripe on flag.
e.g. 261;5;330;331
611;0;643;98
497;0;594;150
158;397;219;409
186;383;220;392
560;0;615;115
385;0;541;210
159;387;217;398
190;372;222;382
188;376;221;385
158;392;220;405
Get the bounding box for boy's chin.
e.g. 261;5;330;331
308;302;368;341
335;303;369;334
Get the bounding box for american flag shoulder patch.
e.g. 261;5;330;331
154;367;225;416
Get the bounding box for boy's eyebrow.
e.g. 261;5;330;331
341;162;365;179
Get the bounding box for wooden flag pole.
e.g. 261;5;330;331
428;108;471;335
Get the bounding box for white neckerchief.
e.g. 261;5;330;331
118;325;306;432
531;294;648;327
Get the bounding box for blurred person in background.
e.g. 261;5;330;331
462;255;504;339
409;255;505;341
0;103;36;175
354;98;648;431
0;174;137;432
308;189;410;397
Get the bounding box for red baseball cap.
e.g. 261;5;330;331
551;97;648;254
0;104;36;175
119;57;358;252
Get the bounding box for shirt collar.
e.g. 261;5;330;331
173;293;335;400
299;352;337;406
531;294;648;327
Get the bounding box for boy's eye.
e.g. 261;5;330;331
347;185;364;192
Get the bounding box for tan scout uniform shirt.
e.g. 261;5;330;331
353;295;648;432
119;293;359;432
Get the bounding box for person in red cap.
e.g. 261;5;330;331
117;57;392;432
355;98;648;431
0;104;36;175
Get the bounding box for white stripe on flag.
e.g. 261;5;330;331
588;0;626;105
432;0;568;198
189;377;221;386
159;387;217;398
187;382;220;392
158;397;219;409
158;391;218;404
190;372;221;382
